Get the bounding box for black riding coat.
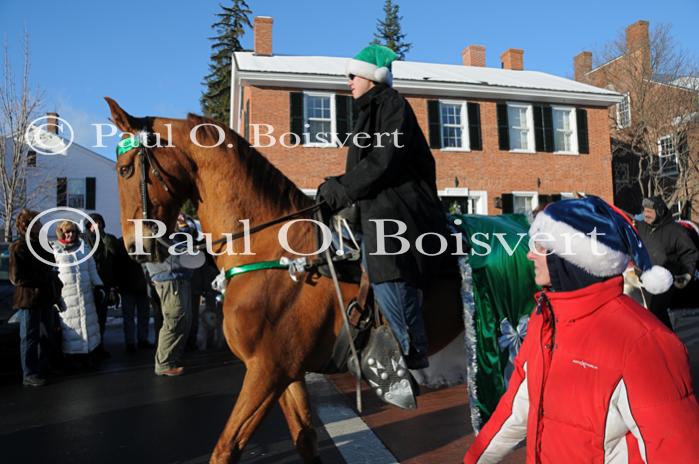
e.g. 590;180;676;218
338;84;454;286
637;198;698;276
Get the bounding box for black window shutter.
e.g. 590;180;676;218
577;108;589;154
543;106;554;152
86;177;96;210
57;177;67;207
538;194;552;207
335;95;353;146
533;105;545;152
243;100;250;141
290;92;304;140
427;100;441;149
678;133;689;159
27;150;37;167
502;193;514;214
497;103;510;151
467;102;482;151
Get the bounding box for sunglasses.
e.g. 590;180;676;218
348;74;356;80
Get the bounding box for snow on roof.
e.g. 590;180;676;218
671;76;699;91
234;52;618;97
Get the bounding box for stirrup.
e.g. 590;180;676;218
359;325;417;410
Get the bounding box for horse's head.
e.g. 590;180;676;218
105;97;198;262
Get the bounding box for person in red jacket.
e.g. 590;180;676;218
464;196;699;464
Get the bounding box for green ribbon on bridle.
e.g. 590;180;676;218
116;136;141;157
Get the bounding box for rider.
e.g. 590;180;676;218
318;44;455;369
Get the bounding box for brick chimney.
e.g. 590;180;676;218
574;51;592;81
625;20;650;76
500;48;524;71
461;45;486;67
45;112;60;134
254;16;273;56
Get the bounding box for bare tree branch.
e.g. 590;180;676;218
0;32;44;241
594;23;699;216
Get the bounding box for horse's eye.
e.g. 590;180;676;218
119;164;134;178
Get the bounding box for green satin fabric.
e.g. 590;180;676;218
456;214;539;424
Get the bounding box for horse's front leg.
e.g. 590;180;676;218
210;364;287;464
279;379;321;463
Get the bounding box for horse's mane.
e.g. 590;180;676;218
183;114;312;213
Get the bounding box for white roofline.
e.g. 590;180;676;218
587;55;624;75
5;131;116;166
237;70;622;106
68;140;116;166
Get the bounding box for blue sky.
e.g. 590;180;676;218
1;0;698;158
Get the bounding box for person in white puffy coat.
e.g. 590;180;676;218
52;220;104;355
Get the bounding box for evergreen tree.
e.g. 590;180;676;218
201;1;252;124
372;0;411;60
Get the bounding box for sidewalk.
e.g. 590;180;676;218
320;320;699;464
326;373;525;463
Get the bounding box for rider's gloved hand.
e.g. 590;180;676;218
318;177;351;212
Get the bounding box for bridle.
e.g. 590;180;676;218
116;126;325;252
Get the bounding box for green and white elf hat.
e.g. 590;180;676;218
346;44;398;86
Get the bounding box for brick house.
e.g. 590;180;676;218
573;20;699;217
230;17;621;217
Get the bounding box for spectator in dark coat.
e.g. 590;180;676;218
116;237;152;352
9;209;61;386
82;213;121;357
636;196;699;327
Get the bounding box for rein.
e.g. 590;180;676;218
118;132;325;253
117;129;363;411
193;202;324;253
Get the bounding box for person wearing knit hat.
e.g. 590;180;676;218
636;196;698;328
528;195;673;295
345;44;397;86
464;196;699;464
317;44;457;369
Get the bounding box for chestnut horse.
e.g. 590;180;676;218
105;98;463;463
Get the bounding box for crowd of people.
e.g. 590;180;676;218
4;43;699;464
9;209;218;387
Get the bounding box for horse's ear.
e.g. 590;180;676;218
104;97;143;133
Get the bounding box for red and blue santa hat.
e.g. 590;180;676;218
529;196;673;294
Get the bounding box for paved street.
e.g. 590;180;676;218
1;313;698;464
0;320;346;464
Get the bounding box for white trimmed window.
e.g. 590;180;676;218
303;92;336;146
67;178;86;208
658;135;679;176
508;104;535;152
616;94;631;129
440;101;470;150
467;191;487;214
439;189;487;214
552;106;578;153
513;192;538;221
